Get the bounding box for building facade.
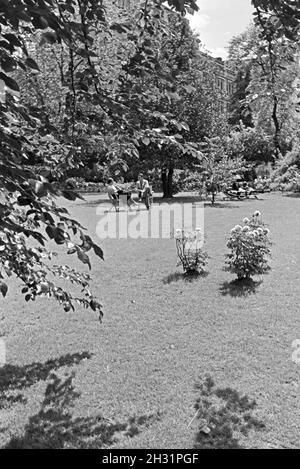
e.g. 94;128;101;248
198;51;236;113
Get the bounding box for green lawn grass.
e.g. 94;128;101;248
1;193;300;448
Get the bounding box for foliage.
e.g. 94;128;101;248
0;0;199;312
127;15;229;198
225;211;271;280
65;177;107;192
173;169;204;193
228;68;253;128
226;124;276;163
282;172;300;191
271;140;300;190
228;2;300;157
199;137;247;204
194;374;265;449
252;0;300;43
253;176;271;192
272;164;300;191
272;139;300;172
174;228;207;276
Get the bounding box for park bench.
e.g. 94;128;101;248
223;188;259;201
108;186;153;211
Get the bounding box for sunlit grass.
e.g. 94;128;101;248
1;193;299;448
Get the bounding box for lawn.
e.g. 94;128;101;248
0;192;300;449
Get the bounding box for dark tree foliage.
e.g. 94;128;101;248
228;68;254;128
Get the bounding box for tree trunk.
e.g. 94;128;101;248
211;190;216;205
272;95;281;157
161;167;174;198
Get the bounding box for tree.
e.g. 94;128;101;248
199;137;246;204
119;13;229;197
252;0;300;43
227;21;299;159
250;0;300;154
227;124;276;164
0;0;199;311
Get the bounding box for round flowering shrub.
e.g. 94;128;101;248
225;211;271;280
174;229;208;276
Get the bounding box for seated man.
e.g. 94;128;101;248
224;181;245;200
136;173;150;202
106;178;138;210
242;181;258;199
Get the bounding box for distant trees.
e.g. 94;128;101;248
199;137;246;204
227;0;300;183
228;22;299;159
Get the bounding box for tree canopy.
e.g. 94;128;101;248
0;0;200;311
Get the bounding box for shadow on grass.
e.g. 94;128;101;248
0;352;92;393
284;192;300;198
163;271;209;285
204;202;240;209
0;352;92;411
219;278;263;297
81;195;205;208
4;372;160;449
79;195;246;211
193;375;265;449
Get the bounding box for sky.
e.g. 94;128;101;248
187;0;255;59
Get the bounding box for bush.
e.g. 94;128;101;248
65;178;106;192
253;177;271;192
227;126;275;163
174;229;208;276
172;170;204;192
272;163;300;192
225;211;271;280
271;142;300;192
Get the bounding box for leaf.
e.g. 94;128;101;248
0;72;20;92
80;235;93;252
93;243;104;260
110;23;129;34
39;31;57;46
25;57;40;71
27;230;45;245
3;33;22;47
3;266;12;277
32;16;49;30
0;281;8;297
17;196;32;206
181;122;190;131
89;299;101;311
76;248;91;269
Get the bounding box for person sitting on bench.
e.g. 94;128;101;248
136;173;150;202
241;182;258;198
107;178;138;210
224;181;246;199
